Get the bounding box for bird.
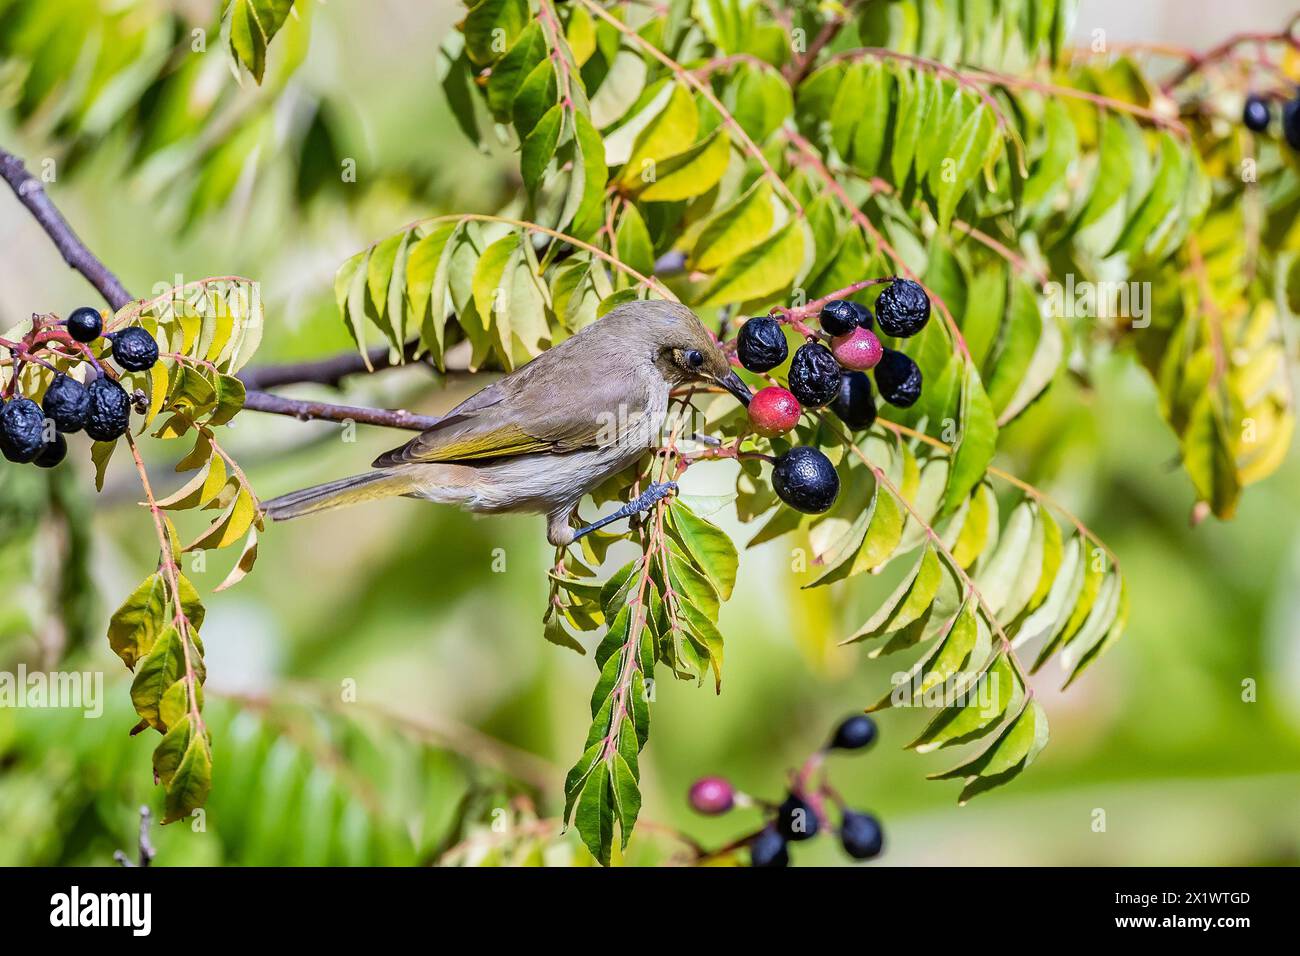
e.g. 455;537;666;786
262;300;752;545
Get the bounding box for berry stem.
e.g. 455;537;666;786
125;434;206;738
784;128;972;361
572;0;803;216
823;413;1033;691
872;417;1121;571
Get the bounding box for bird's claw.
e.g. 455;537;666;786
569;481;678;543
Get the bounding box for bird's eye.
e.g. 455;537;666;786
685;349;705;369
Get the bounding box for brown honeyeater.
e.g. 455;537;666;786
263;300;752;545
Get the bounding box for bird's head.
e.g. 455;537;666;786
610;300;752;405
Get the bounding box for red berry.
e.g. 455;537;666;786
831;327;883;371
688;776;736;815
748;386;802;437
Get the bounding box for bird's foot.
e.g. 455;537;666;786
570;481;678;543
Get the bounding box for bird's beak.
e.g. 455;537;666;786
717;370;752;406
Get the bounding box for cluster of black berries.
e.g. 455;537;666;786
687;714;885;867
734;279;930;516
0;307;159;468
1242;91;1300;150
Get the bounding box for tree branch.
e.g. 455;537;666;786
237;340;422;390
240;389;440;431
1;140;451;432
0;147;132;311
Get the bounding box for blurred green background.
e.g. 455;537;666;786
1;1;1298;866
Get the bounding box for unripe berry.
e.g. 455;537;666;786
84;377;132;442
839;810;884;860
1243;94;1271;132
875;278;931;338
873;349;923;408
108;326;159;372
775;793;819;842
749;825;789;868
748;386;801;437
688;776;736;815
831;327;883;371
831;371;877;431
34;434;68;469
0;398;47;463
786;342;840;407
736;317;788;373
66;307;103;343
828;714;877;751
42;374;90;433
772;446;839;514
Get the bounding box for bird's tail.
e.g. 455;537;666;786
263;470;421;521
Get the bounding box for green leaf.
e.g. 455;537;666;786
462;0;528;67
932;105;997;231
521;103;563;197
689;179;774;273
616;82;697;189
985;278;1063;426
614;204;654;279
574;762;614;865
163;731;212;824
843;545;942;644
637;128;731;201
485;20;546;117
611;753;641;849
228;0;294;83
692;220;805;307
930;698;1050;805
560;111;608;240
107;574;166;670
942;361;998;514
130;625;187;731
666;503;738;600
909;652;1022;752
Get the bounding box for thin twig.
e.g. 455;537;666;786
241;389;441;430
112;805;156;867
0;146;132;310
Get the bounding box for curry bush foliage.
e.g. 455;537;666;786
1;0;1296;865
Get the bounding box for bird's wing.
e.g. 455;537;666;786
372;353;653;468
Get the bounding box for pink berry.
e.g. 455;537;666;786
748;386;802;437
831;327;883;371
688;776;736;815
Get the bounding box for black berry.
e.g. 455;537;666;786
874;349;922;408
34;434;67;469
772;446;839;514
1285;96;1300;151
839;810;884;860
875;278;931;338
819;300;859;336
0;398;47;463
849;301;873;330
84;377;132;442
736;317;788;373
775;793;819;842
831;371;877;430
786;342;840;407
1243;94;1271;132
749;825;789;868
66;307;104;343
108;326;159;372
42;374;90;433
829;714;877;751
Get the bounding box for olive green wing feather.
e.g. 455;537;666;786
372;358;652;468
